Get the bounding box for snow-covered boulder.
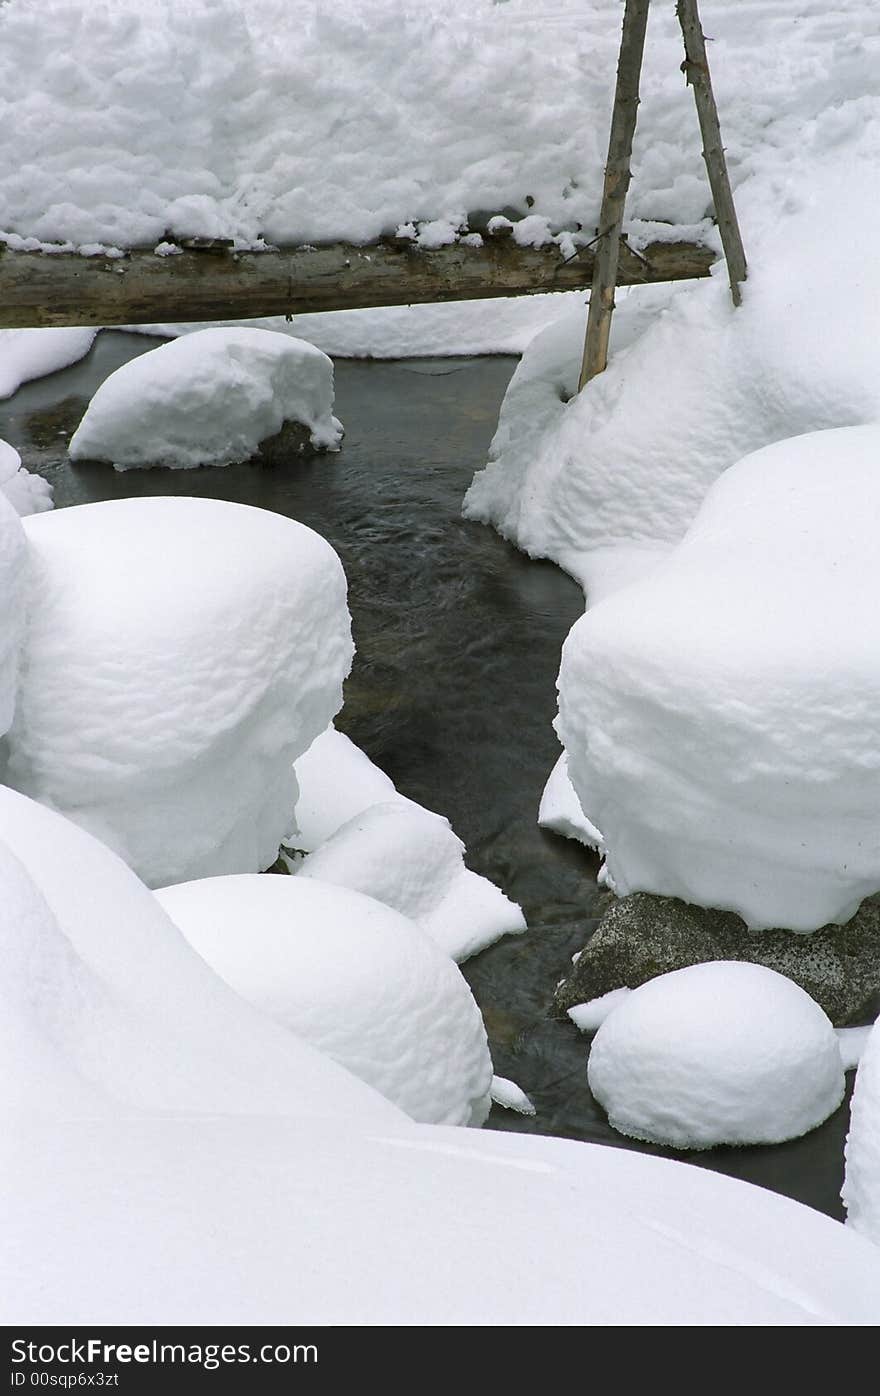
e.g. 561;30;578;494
843;1016;880;1244
0;438;52;516
588;962;844;1150
5;496;353;886
68;327;343;470
558;426;880;932
298;800;525;962
292;724;418;852
0;785;400;1124
0;486;26;735
155;874;493;1126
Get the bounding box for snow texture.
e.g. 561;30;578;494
588;963;845;1151
844;1014;880;1243
0;785;401;1123
0;328;96;399
490;1075;536;1117
538;751;601;848
292;724;418;853
6;496;353;887
8;1115;880;1325
68;327;342;469
558;427;880;932
0;487;26;735
155;874;493;1127
298;798;526;962
837;1027;873;1074
0;437;52;517
567;988;632;1033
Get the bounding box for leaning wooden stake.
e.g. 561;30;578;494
578;0;651;392
676;0;747;305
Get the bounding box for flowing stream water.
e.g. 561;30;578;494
1;329;854;1220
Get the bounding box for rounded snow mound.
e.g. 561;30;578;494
6;496;354;887
588;962;844;1150
68;327;343;470
843;1016;880;1245
0;437;52;516
0;484;26;735
155;874;493;1126
0;785;399;1124
559;425;880;931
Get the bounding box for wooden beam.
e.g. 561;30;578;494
676;0;747;305
579;0;651;392
0;236;715;330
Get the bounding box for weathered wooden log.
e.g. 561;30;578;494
677;0;747;306
0;236;715;330
579;0;651;392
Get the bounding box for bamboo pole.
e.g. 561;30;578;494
676;0;747;305
578;0;651;392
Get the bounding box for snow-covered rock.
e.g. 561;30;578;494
298;799;525;962
0;327;96;400
68;327;342;469
0;437;52;516
0;785;400;1124
538;751;601;848
558;426;880;932
292;725;417;852
5;496;353;887
843;1017;880;1245
588;962;845;1150
0;486;26;735
155;874;493;1127
9;1114;880;1325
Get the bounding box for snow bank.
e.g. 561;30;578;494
155;874;492;1126
0;487;26;734
844;1016;880;1245
0;785;401;1123
299;800;525;962
588;963;844;1150
0;328;96;399
558;426;880;931
0;437;52;517
68;327;342;470
6;496;353;886
9;1115;880;1325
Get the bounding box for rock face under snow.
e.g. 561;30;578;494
68;327;343;470
558;426;880;933
0;487;26;736
5;496;353;887
588;962;845;1150
843;1016;880;1244
155;874;493;1127
0;437;52;516
0;785;400;1124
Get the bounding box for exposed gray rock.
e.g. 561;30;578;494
555;891;880;1027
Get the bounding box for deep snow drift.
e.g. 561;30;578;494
69;327;342;469
588;963;844;1150
155;874;493;1126
557;426;880;931
5;496;353;886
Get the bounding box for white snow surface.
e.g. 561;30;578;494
0;785;401;1123
588;963;845;1151
490;1075;536;1117
5;496;353;887
0;328;96;400
844;1015;880;1245
0;488;26;735
539;751;601;848
568;988;632;1033
155;874;493;1127
837;1027;873;1074
68;327;342;469
0;437;52;517
292;724;417;852
8;1115;880;1325
298;798;525;962
558;427;880;932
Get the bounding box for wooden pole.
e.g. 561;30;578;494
676;0;747;305
578;0;651;392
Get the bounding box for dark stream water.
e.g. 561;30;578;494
1;330;853;1220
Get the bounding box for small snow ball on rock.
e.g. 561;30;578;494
587;962;844;1149
558;425;880;932
155;874;494;1126
6;497;354;887
68;327;343;470
843;1015;880;1245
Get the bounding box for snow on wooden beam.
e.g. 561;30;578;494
0;236;715;330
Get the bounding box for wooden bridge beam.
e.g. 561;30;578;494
0;236;715;330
